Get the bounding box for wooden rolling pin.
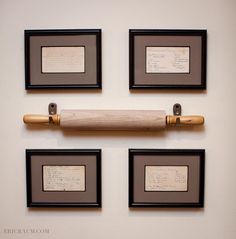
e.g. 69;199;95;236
23;104;204;131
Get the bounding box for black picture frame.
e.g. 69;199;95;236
25;29;102;90
129;149;205;207
26;149;101;207
129;29;207;90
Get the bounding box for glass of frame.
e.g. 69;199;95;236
26;149;101;207
25;29;102;89
129;149;205;207
129;29;207;89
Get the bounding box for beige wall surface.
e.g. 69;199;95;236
0;0;236;238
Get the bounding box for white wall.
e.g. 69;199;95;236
0;0;236;238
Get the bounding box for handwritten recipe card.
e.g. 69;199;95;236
146;47;190;73
42;46;85;73
145;166;188;191
43;165;85;191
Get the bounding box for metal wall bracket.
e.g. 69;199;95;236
173;103;182;116
48;103;57;115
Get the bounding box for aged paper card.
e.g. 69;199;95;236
146;47;190;73
43;165;85;191
42;46;85;73
145;166;188;191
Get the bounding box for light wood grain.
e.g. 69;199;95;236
60;110;166;130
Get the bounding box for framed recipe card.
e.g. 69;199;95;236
129;149;205;207
25;29;101;89
26;149;101;207
129;29;207;89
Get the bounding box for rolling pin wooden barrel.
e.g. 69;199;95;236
23;104;204;131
